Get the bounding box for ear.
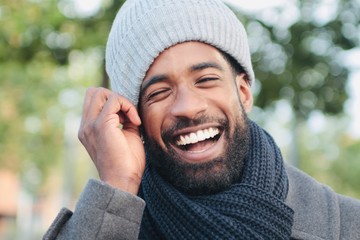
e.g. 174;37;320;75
236;73;253;113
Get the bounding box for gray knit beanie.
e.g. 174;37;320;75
106;0;255;107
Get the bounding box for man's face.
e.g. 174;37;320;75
139;41;253;195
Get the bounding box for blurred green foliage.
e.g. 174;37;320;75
298;117;360;199
234;0;360;119
0;0;124;189
0;0;359;198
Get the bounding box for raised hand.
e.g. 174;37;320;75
78;87;145;195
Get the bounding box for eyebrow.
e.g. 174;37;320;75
141;74;168;96
140;61;224;95
190;61;224;72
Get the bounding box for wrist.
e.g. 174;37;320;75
101;174;142;195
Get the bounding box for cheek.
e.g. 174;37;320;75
141;106;166;141
218;89;244;125
217;85;242;111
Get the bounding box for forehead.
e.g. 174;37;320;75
144;41;227;79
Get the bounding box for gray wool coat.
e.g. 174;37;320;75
43;165;360;240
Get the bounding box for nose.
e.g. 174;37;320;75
170;86;208;119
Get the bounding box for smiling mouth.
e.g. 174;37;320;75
174;127;221;152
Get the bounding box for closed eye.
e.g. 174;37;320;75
146;88;171;102
196;77;220;85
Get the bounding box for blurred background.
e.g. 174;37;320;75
0;0;359;239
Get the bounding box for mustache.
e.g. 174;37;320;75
161;116;228;141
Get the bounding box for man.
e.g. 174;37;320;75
44;0;360;239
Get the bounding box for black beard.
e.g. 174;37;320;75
142;112;250;196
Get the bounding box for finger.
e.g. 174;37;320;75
86;87;113;121
100;93;141;126
123;119;142;136
117;96;141;126
81;87;98;124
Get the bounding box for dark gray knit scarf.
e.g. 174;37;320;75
139;121;294;239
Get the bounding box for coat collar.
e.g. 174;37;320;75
285;165;340;240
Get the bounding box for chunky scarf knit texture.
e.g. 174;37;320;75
139;121;294;239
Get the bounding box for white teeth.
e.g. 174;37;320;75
189;133;197;143
176;128;220;146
